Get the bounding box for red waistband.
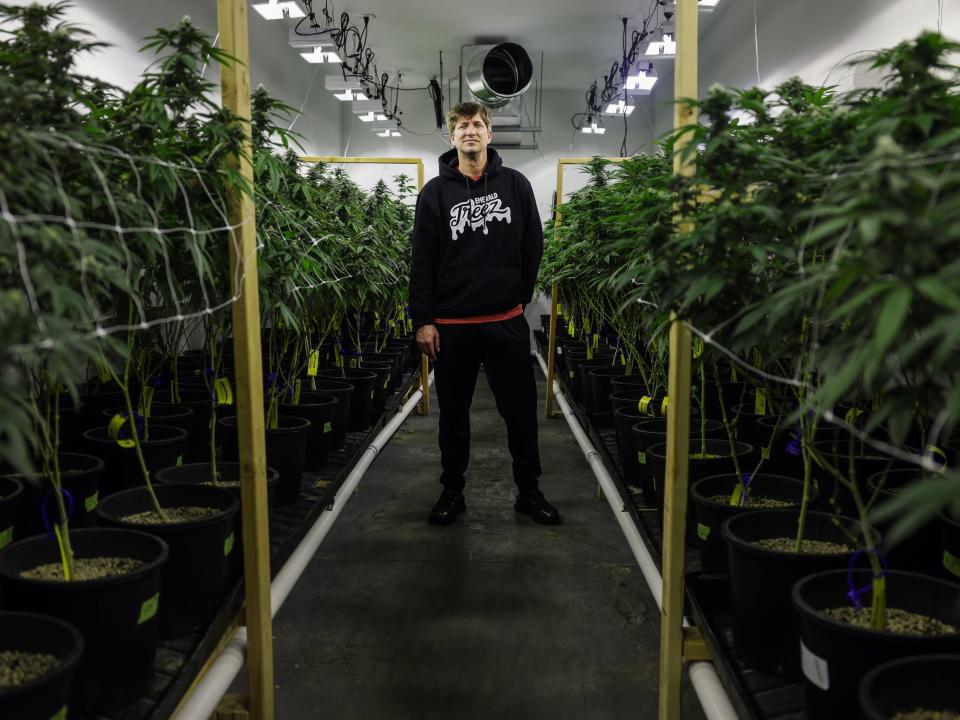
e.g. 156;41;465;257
434;304;523;325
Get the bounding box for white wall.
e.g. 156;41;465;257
19;0;341;155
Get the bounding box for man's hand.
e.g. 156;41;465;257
416;324;440;360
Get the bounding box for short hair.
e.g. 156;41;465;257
446;102;492;135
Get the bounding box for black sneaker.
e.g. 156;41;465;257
428;491;466;525
515;490;561;525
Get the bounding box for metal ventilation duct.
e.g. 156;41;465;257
464;43;533;108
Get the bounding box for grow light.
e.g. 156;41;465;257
645;32;676;57
581;121;605;135
300;47;341;64
251;0;304;20
375;129;402;138
603;99;635;116
358;111;388;122
625;65;658;95
699;0;720;7
333;89;367;101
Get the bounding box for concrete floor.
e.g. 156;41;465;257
269;365;707;719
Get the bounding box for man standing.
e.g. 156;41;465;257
409;101;561;526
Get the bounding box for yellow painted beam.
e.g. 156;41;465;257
658;1;699;719
217;1;273;718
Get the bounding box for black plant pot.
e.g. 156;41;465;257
282;394;338;471
647;437;753;540
219;415;310;506
721;509;875;677
80;424;188;497
103;402;198;461
811;438;908;515
359;360;393;416
153;388;216;463
96;484;239;637
0;611;83;720
859;654;960;720
610;374;650;395
866;468;943;573
793;569;960;719
8;453;103;539
613;406;648;495
0;528;168;712
576;358;617;410
690;473;815;572
0;476;23;552
301;381;352;450
318;368;377;432
155;462;280;574
586;366;627;429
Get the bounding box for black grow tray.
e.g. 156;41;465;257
76;367;423;720
685;572;806;720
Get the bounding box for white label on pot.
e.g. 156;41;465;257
557;347;563;355
800;640;829;691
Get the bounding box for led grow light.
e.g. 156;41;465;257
333;89;367;101
300;47;341;64
251;0;304;20
358;111;388;122
625;65;658;95
581;120;606;135
645;32;676;57
603;98;635;116
375;129;401;138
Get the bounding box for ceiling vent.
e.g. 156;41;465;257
463;43;534;108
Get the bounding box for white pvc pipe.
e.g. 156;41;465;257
173;376;433;720
534;352;740;720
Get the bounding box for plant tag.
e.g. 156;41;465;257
754;388;767;416
586;344;594;360
138;593;159;625
661;397;670;415
752;348;763;369
84;492;99;513
383;377;390;389
943;550;960;578
176;454;183;466
729;484;743;507
584;317;592;333
621;353;627;367
141;386;154;418
556;302;562;314
800;641;829;691
592;333;599;351
51;706;68;720
214;378;233;406
370;389;374;400
731;365;738;382
107;414;135;449
845;407;863;426
761;446;771;460
568;370;574;378
567;319;575;337
293;379;302;405
638;396;654;415
0;525;12;550
223;533;235;557
637;451;647;465
557;346;563;355
308;350;320;376
323;421;332;434
697;523;710;540
692;337;704;359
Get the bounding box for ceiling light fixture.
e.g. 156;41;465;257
333;89;367;101
288;28;332;48
625;63;658;95
698;0;719;9
375;129;401;138
358;111;388;122
645;31;676;57
251;0;304;20
581;116;606;135
603;97;635;116
300;47;341;64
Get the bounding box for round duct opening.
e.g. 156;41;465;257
466;43;533;107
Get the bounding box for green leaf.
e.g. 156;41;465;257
873;286;912;356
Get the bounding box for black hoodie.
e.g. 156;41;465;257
409;147;543;331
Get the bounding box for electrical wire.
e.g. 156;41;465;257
754;0;761;85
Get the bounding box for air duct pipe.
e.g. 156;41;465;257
464;42;533;107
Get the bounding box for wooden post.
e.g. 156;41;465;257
217;1;274;718
658;1;698;718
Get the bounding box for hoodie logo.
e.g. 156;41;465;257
449;192;512;240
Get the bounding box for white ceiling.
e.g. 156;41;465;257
294;0;726;90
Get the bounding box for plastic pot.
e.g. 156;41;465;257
0;528;168;712
317;368;377;432
585;366;627;429
866;468;943;573
282;393;338;471
219;414;310;506
0;476;23;553
7;453;103;539
793;569;960;718
859;654;960;720
0;611;83;720
97;484;239;637
301;381;352;451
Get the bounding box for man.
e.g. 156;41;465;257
409;101;561;526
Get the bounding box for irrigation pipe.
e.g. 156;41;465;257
173;373;434;720
534;352;739;720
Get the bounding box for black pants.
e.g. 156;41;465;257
433;314;541;494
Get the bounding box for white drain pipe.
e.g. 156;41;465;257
534;353;739;720
173;375;433;720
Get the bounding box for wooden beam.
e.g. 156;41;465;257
658;1;698;719
217;2;274;718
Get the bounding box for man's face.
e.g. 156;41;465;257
451;113;492;157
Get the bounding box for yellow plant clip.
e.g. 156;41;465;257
214;378;234;406
95;358;112;383
845;407;863;426
592;333;599;351
140;386;155;418
692;337;704;359
567;319;575;337
556;302;562;314
638;396;653;415
307;350;320;376
661;396;670;415
729;484;743;507
107;414;135;448
293;379;302;405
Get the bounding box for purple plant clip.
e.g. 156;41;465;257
149;374;166;388
846;548;888;609
738;473;753;508
115;410;145;441
41;488;75;538
266;372;278;390
785;431;802;456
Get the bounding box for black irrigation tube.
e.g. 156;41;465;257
76;367;423;720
